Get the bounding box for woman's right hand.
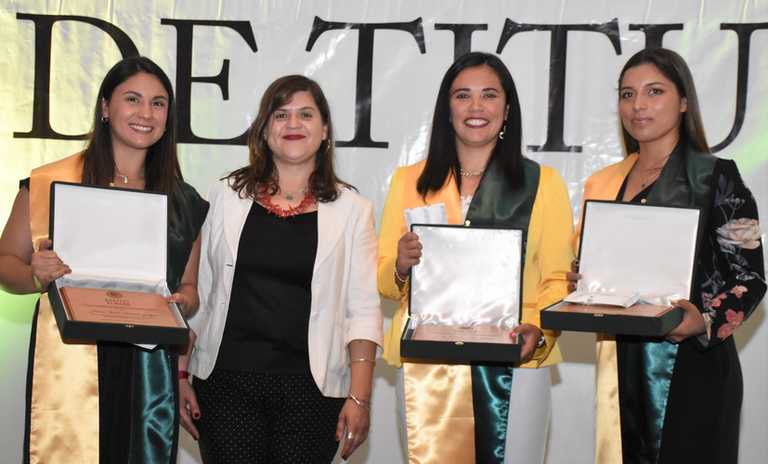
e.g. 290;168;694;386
566;259;580;293
179;379;200;440
395;232;422;278
30;239;70;290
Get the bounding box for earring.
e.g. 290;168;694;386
101;115;109;124
498;128;505;140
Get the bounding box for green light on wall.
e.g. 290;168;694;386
0;292;37;373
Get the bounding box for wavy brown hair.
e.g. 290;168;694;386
225;75;352;202
81;56;182;193
618;48;710;155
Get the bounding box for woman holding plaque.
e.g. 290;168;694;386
0;57;208;463
179;75;382;463
378;52;574;463
573;48;765;463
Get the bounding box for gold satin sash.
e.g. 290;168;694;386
595;336;621;464
403;362;475;463
28;153;100;463
577;155;637;464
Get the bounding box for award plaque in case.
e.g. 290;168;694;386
400;224;523;363
541;200;701;336
47;182;188;345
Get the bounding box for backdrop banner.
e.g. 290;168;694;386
1;1;766;463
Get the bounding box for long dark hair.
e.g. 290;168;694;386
225;75;351;202
82;56;182;193
417;52;524;198
618;48;710;155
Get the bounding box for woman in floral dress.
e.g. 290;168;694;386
575;48;765;463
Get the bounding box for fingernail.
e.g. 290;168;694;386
193;412;200;419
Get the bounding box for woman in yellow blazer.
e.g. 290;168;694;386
378;52;574;464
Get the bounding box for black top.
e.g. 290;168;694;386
216;201;318;373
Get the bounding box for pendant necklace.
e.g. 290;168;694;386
110;170;144;187
635;155;670;188
281;188;308;201
459;168;484;177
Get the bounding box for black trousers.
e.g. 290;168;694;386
194;369;345;464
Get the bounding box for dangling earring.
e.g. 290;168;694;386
499;105;508;140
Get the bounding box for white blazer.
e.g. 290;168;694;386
188;179;383;397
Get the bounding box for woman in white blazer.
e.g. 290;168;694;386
178;75;383;463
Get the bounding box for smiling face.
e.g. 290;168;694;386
619;63;687;150
101;72;169;156
265;90;328;169
449;65;508;152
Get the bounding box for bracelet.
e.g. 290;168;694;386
347;394;371;411
32;274;43;292
350;357;376;364
394;269;409;285
178;370;190;380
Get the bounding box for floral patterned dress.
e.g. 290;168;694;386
615;158;765;464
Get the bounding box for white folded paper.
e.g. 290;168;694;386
404;203;447;228
564;290;640;308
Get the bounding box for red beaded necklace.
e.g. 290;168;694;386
257;190;316;218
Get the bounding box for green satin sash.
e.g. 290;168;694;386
644;142;716;212
466;158;540;463
129;182;206;463
129;350;177;463
642;342;678;458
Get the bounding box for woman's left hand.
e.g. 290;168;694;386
666;299;706;343
511;323;543;364
336;396;370;460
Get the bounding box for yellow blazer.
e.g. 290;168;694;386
378;160;574;368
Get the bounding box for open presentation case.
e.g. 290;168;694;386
400;224;523;363
47;182;188;345
541;200;702;337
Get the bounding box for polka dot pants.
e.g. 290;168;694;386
193;369;345;464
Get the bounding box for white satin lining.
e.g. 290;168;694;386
52;183;168;282
410;225;522;329
577;201;700;306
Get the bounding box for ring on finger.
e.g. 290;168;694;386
346;431;354;440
